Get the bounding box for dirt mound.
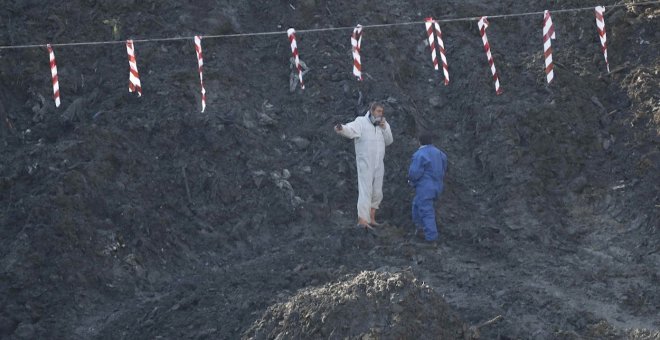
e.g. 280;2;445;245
244;270;467;340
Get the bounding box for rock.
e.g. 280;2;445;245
61;97;86;122
257;112;277;126
385;96;398;104
291;136;310;150
429;96;445;108
292;196;304;206
590;96;605;111
241;116;257;129
14;322;35;339
252;170;266;188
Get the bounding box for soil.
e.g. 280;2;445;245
1;0;658;339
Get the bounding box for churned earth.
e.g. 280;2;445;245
0;0;658;339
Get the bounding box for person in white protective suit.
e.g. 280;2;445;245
334;102;394;229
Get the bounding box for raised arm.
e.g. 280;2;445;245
335;119;361;139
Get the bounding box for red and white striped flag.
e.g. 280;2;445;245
424;18;439;71
126;40;142;96
594;6;610;73
477;17;502;95
351;24;363;81
287;28;305;90
433;20;449;85
424;18;449;85
543;10;556;84
194;35;206;112
47;44;61;107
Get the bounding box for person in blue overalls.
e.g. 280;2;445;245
407;133;448;242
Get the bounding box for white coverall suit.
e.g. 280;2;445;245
337;112;394;223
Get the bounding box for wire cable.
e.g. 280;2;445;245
0;1;658;50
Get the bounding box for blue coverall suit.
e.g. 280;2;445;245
407;145;447;241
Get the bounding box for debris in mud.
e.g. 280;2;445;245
244;270;468;339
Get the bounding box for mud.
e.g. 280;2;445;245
1;0;658;339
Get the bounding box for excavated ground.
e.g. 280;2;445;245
1;0;658;339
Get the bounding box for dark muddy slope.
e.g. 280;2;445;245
1;1;658;339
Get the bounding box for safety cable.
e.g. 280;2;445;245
0;1;658;50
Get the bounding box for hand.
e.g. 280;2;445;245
379;117;387;128
334;124;343;132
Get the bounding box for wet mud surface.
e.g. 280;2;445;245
1;1;658;339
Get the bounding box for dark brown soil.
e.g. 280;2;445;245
1;1;658;339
